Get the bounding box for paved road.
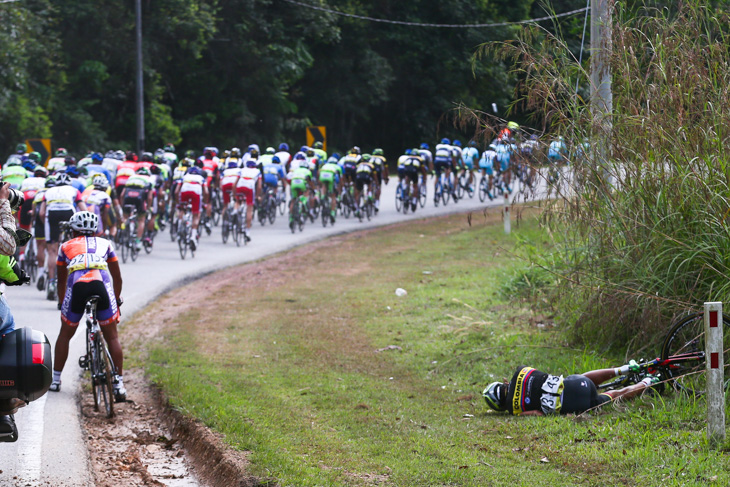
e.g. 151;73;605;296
0;176;539;486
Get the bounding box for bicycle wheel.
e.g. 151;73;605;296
478;176;488;202
661;312;730;396
178;223;188;260
87;332;99;412
233;214;242;246
402;187;409;214
442;177;451;206
94;335;115;418
395;183;403;212
278;189;287;215
456;173;466;199
419;180;427;208
221;210;230;244
297;203;305;232
321;202;328;227
119;227;129;263
169;212;178;241
342;191;353;219
212;191;222;226
268;197;277;225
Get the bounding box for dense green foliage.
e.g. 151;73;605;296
0;0;588;156
498;0;730;350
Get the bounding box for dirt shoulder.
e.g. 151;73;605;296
81;234;358;486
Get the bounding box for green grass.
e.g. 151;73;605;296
128;210;730;486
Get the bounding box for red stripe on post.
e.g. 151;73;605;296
32;343;44;364
711;352;719;369
710;310;719;328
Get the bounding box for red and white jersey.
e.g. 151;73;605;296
115;161;139;187
221;167;241;187
180;173;205;194
201;157;220;176
235;167;260;190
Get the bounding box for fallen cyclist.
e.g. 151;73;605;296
483;361;660;416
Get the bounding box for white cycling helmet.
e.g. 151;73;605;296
69;211;99;235
92;174;109;190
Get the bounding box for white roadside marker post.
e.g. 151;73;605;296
705;302;726;448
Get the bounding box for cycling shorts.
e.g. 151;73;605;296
319;172;338;192
61;276;119;327
263;174;279;188
463;160;474;171
221;182;235;206
404;165;420;183
343;164;357;181
45;209;75;244
122;190;147;215
559;374;611;414
236;185;255;206
34;211;45;240
180;191;202;215
434;160;450;175
355;172;371;192
397;165;405;179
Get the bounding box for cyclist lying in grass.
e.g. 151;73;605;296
483;362;660;416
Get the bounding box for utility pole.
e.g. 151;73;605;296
590;0;612;183
135;0;145;155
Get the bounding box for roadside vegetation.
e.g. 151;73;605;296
483;0;730;350
126;209;730;486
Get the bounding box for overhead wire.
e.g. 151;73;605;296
281;0;588;29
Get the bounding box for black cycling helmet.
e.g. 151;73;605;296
483;382;508;412
313;141;323;149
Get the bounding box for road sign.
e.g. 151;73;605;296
25;139;51;166
306;126;327;152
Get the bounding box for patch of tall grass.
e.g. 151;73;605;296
487;1;730;350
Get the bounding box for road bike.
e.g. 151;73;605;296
321;188;336;228
356;191;374;222
457;170;475;200
77;296;118;418
21;232;38;284
598;312;730;397
277;181;287;216
177;203;195;259
659;311;730;396
395;179;406;213
478;173;495;202
433;172;453;207
221;191;235;244
339;182;355;219
398;180;411;215
119;205;140;263
289;195;306;233
418;176;428;208
209;185;222;226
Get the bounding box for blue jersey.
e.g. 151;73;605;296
85;164;114;185
462;147;479;169
262;163;286;187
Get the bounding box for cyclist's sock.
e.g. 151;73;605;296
52;370;61;383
